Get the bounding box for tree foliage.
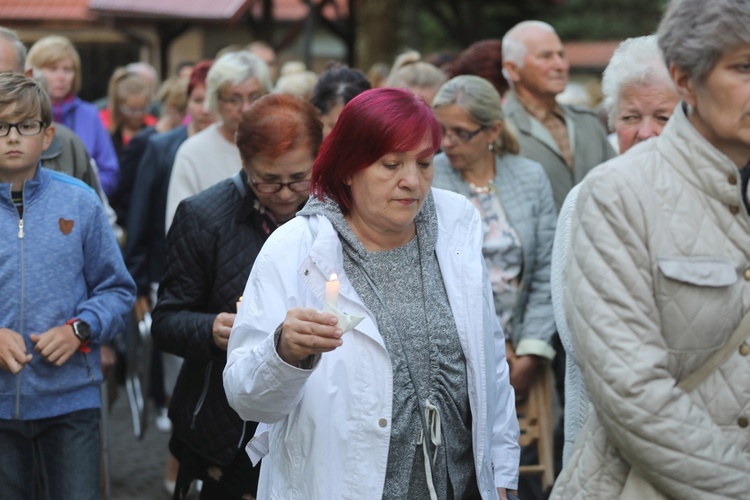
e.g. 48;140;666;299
541;0;668;40
353;0;669;73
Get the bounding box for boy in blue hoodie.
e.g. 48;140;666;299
0;73;136;499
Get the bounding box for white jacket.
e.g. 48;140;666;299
224;188;520;499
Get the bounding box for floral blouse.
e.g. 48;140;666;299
467;185;523;334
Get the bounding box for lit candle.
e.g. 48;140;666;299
236;295;242;313
325;273;340;309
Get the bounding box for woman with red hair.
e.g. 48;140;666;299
151;93;321;499
224;88;520;499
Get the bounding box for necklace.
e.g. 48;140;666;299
468;179;495;194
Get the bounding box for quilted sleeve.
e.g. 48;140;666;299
151;199;220;362
566;169;750;498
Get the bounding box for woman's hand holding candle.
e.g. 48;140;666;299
276;308;342;366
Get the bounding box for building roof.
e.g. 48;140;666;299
564;40;621;70
88;0;252;20
1;0;94;20
1;0;348;22
89;0;349;21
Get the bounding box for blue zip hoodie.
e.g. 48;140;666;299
0;166;135;420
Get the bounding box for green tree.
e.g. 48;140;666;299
542;0;668;40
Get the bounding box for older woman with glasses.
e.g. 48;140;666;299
165;51;271;229
432;75;557;404
224;88;520;499
151;94;320;500
551;0;750;497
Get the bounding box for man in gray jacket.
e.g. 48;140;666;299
502;21;615;212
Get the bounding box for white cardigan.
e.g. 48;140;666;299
224;188;520;499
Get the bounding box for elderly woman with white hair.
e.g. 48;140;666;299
165;51;271;228
551;0;750;497
551;35;680;466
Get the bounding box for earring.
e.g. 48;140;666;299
488;144;494;151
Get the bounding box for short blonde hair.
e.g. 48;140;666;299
26;36;81;96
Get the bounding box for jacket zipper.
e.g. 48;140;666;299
15;189;25;418
190;362;212;430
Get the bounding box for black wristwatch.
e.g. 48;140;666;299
67;319;91;344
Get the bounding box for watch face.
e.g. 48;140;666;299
73;320;91;342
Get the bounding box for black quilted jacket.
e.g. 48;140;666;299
151;171;290;465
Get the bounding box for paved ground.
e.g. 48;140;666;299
105;391;179;500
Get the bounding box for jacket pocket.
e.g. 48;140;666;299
655;256;738;352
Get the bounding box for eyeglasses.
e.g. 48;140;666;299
441;125;487;143
219;92;265;108
250;176;311;194
119;104;149;117
0;120;45;137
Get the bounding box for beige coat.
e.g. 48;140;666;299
551;104;750;499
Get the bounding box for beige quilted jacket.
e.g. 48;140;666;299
551;105;750;500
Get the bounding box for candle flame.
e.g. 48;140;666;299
329;273;338;282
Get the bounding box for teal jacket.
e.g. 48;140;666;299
0;166;135;420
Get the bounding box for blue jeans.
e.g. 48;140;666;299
0;408;101;500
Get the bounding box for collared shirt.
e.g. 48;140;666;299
517;94;574;168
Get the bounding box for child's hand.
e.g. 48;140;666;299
0;328;32;374
30;325;82;366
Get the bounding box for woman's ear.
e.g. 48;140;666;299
487;120;503;144
670;63;697;108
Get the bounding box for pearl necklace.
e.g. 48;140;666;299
468;179;495;194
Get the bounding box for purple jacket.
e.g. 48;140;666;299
52;96;120;196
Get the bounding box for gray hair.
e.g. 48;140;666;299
432;74;520;156
0;27;27;73
501;20;556;68
206;51;272;113
658;0;750;83
602;35;675;129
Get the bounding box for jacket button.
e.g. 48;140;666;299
739;343;750;356
378;418;387;428
730;205;740;215
738;416;749;428
303;269;309;276
728;174;738;185
744;269;750;281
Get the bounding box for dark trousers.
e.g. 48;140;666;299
0;408;101;500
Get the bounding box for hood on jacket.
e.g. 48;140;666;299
298;191;439;261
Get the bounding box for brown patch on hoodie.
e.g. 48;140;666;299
59;218;74;235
